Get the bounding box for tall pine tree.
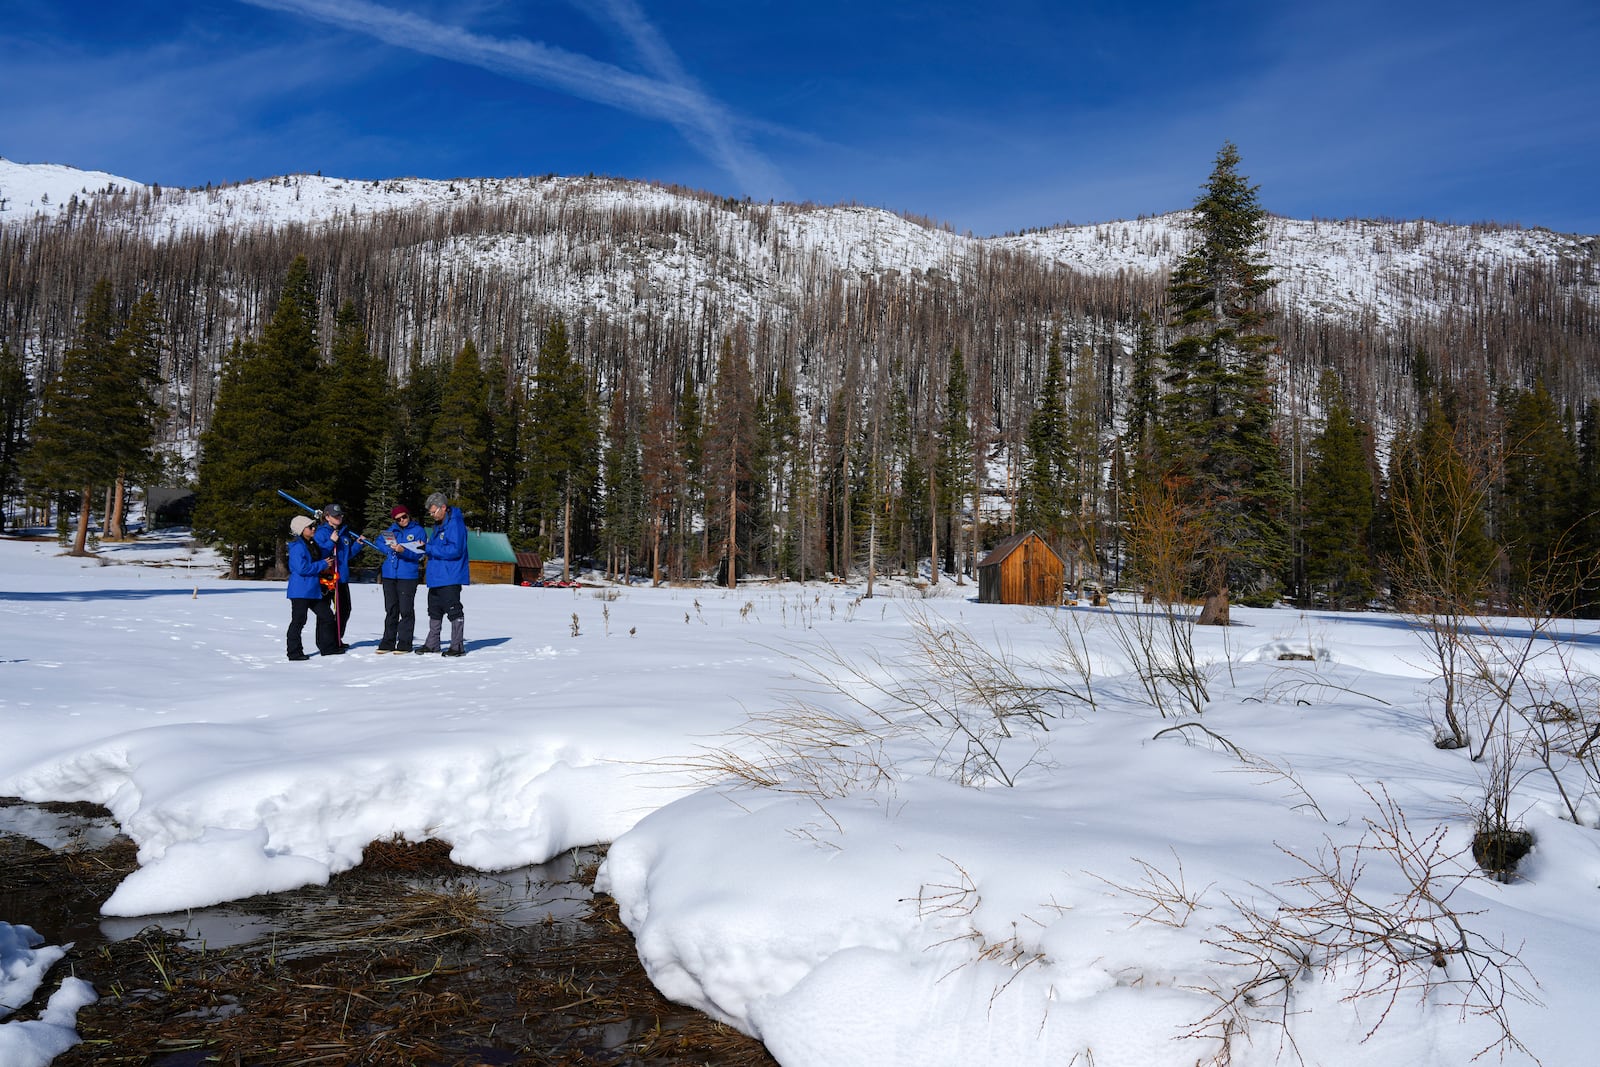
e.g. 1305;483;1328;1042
522;318;598;577
675;372;704;578
1159;142;1287;623
937;345;973;580
25;280;160;555
600;385;646;580
1018;332;1069;541
395;349;446;514
1498;381;1582;611
706;334;757;587
194;257;325;576
114;292;166;538
640;385;684;584
321;300;391;525
483;346;523;534
1386;401;1496;610
1063;342;1105;581
0;343;29;524
1301;369;1375;608
426;338;491;525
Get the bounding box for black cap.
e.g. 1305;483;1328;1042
324;503;344;518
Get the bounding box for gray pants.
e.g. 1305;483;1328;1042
424;584;465;652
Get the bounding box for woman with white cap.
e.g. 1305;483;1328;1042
286;514;339;660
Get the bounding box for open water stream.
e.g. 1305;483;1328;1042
1;798;775;1066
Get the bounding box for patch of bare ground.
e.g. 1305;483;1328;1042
1;807;777;1066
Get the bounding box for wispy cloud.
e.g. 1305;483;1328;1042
239;0;786;196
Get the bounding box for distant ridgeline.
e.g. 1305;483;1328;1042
1;165;1595;444
1;161;1598;600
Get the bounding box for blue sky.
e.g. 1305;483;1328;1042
2;0;1597;236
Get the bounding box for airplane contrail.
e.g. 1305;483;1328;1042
241;0;787;194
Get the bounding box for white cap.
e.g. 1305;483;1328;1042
289;515;313;536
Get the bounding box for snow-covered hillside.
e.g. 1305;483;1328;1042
0;158;147;219
3;157;1595;337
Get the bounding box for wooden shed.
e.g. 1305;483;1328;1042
466;531;517;585
976;531;1065;606
513;550;544;586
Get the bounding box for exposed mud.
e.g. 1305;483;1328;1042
1;799;777;1066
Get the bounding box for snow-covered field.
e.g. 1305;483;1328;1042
3;534;1599;1066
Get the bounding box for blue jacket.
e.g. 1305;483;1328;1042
286;535;331;598
314;520;360;580
379;518;426;580
422;506;471;586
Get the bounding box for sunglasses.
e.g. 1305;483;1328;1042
395;513;410;520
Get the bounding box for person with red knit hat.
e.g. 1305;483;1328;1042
376;503;425;653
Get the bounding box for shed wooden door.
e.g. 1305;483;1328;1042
1022;538;1061;605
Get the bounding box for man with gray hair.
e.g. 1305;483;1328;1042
413;491;470;656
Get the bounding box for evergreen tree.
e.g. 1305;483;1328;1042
1063;342;1105;577
523;318;598;577
1114;315;1164;589
822;383;855;578
364;434;404;533
426;339;491;525
1386;401;1497;609
1499;381;1582;611
0;342;34;525
1124;313;1162;460
640;387;684;584
762;368;804;578
483;346;523;534
675;372;704;577
890;382;925;579
193;340;275;574
1575;400;1600;615
194;257;326;576
600;386;646;580
396;349;446;512
105;291;166;539
256;255;329;500
24;280;136;554
748;391;774;575
937;345;973;578
705;334;757;587
1159;142;1287;623
1018;332;1068;539
1301;369;1375;608
320;300;391;524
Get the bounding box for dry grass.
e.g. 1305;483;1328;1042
2;818;776;1066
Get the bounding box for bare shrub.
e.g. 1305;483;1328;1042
674;605;1095;794
1384;412;1500;750
1108;478;1212;717
912;858;1050;1002
1181;785;1538;1065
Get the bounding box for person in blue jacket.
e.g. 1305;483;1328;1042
414;491;470;656
314;503;359;649
286;514;339;660
377;503;425;653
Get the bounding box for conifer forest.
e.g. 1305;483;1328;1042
2;145;1598;615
